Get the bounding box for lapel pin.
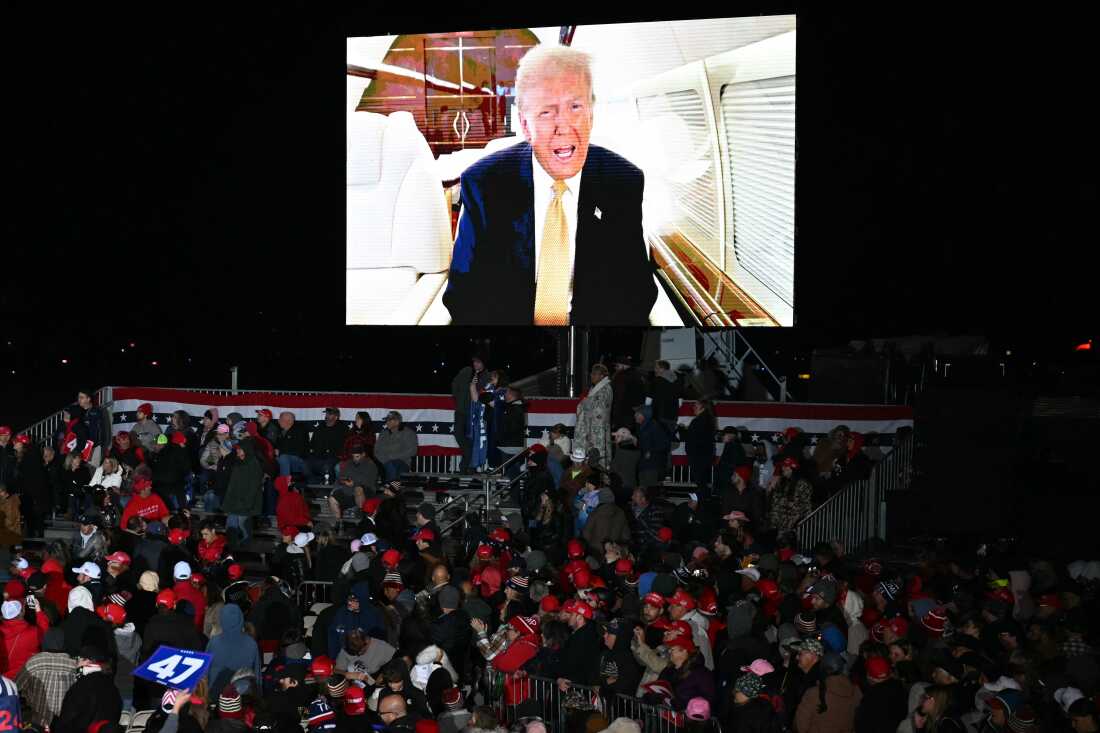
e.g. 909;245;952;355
594;206;602;220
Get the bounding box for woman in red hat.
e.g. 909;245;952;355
660;635;715;712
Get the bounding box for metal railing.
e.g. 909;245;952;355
23;386;114;446
794;432;914;551
486;670;713;733
296;580;334;617
699;328;789;402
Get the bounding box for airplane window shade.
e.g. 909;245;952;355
636;90;721;265
722;75;796;310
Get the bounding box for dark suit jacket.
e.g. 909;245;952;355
443;141;657;325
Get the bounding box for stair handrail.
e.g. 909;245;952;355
793;431;915;551
698;328;789;402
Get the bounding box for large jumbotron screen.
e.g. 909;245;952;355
347;16;796;327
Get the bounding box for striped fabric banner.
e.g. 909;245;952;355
109;387;913;459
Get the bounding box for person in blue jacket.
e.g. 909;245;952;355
327;581;385;659
206;604;262;696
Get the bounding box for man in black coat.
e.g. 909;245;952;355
429;587;471;684
611;358;647;432
555;600;601;687
52;646;122;733
309;408;350;482
647;361;681;434
441;46;656;327
855;657;908;733
274;412;312;478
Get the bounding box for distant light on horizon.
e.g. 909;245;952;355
61;359;68;365
151;361;159;366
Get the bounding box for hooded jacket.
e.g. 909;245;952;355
598;622;642;698
206;604;262;695
636;406;672;472
274;476;312;529
0;614;43;677
52;667;122;733
794;674;863;733
222;440;264;516
326;582;385;658
60;587;116;659
582;490;632;549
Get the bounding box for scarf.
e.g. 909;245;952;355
578;377;611;408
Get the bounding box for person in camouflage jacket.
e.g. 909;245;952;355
768;456;813;532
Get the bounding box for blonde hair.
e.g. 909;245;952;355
515;44;594;113
102;457;120;475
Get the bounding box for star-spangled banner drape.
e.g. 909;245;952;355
107;387;913;460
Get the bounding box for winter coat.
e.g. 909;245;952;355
0;494;22;546
274;421;311;458
130;417;162;453
375;426;418;465
140;610;204;660
556;620;601;686
663;657;716;710
854;677;907;733
721;483;768;526
248;586;301;644
636;408;672;473
680;413;717;468
0;616;43;677
498;400;527;448
724;698;779;733
611;367;647;431
429;609;472;680
574;377;613;469
222;440;263;516
206;604;262;695
598;623;642;698
769;476;812;532
582;500;632;549
491;634;540;705
13;450;50;517
327;583;386;658
311;421;350;460
274;478;312;529
52;669;122;733
794;675;863;733
648;371;681;426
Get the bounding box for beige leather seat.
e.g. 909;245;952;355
346;110;453;324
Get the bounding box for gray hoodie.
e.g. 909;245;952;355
114;623;142;701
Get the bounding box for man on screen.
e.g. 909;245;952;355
442;44;657;325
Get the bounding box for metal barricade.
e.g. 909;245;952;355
486;670;711;733
296;580;334;616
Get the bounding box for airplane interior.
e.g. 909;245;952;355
347;15;795;327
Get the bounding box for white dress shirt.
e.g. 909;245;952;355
531;150;583;315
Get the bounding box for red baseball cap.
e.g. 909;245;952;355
665;620;693;639
13;434;31;446
571;567;592;590
669;590;696;610
476;544;494;560
133;476;152;492
643;592;666;608
489;527;511;543
614;558;634;575
540;596;562;613
227;563;244;581
362;498;382;516
96;603;127;625
413;528;436;543
666;635;697;652
567;539;585;559
1038;593;1062;609
779;457;799;470
343;685;366;716
382;549;401;568
310;656;335;678
657;527;673;543
569;601;594;620
170;431;188;446
280;526;298;538
0;427;11;437
156;589;177;608
106;552;131;566
137;403;153;416
256;408;273;420
190;572;206;587
865;656;891;681
168;529;188;546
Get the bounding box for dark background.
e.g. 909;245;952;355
2;6;1096;444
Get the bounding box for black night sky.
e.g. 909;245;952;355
2;5;1097;430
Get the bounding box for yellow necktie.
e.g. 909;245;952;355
534;180;570;326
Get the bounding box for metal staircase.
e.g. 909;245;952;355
697;327;790;401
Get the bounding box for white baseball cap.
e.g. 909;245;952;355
72;562;101;580
688;493;699;503
293;532;316;548
1;600;22;620
735;567;762;582
173;561;192;580
360;533;378;547
12;557;29;571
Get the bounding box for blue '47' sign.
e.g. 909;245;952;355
135;646;212;690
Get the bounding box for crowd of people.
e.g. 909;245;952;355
0;378;1094;733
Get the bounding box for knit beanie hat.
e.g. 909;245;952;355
325;675;347;699
795;611;817;636
218;686;244;719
